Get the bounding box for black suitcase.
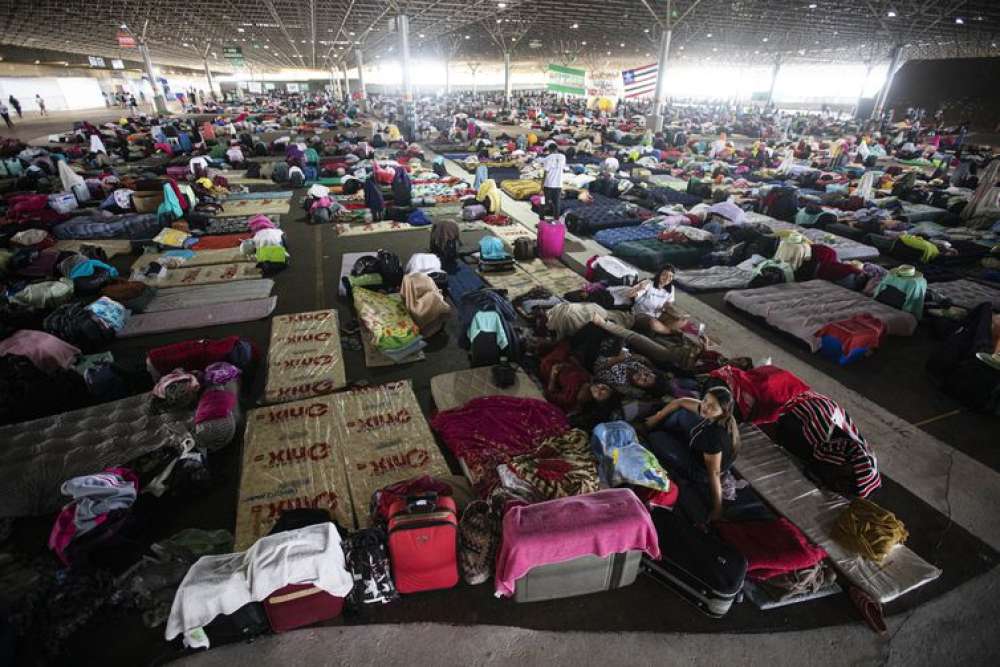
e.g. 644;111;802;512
641;508;747;618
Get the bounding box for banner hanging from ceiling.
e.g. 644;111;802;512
547;64;586;96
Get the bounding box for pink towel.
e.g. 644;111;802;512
0;329;80;373
494;489;660;597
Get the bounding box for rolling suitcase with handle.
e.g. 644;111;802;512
642;508;746;618
387;493;459;594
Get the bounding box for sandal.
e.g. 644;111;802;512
849;586;888;636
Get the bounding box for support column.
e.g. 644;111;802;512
650;28;672;132
444;56;450;95
398;13;417;139
503;51;512;106
852;62;873;119
355;49;367;109
871;45;904;121
139;41;167;114
342;62;351;104
330;68;340;102
203;59;216;101
765;56;782;108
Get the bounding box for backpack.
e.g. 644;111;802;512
272;161;289;184
253;141;268;157
245;162;261;178
513;237;536;261
686;178;712;199
303;165;318;182
762;186;799;222
478;236;507;261
748;265;788;288
592;256;639;286
376;249;404;289
344;528;399;606
288;167;305;188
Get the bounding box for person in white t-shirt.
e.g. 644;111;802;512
628;265;677;329
540;144;566;219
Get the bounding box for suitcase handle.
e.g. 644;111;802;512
406;492;438;513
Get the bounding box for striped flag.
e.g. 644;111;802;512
621;63;658;98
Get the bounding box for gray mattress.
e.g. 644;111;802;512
724;280;918;351
675;265;753;292
0;393;194;517
734;425;941;604
745;212;880;261
144;280;276;313
928;279;1000;310
900;202;949;223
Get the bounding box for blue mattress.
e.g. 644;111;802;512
594;224;661;248
52;214;164;241
565;204;644;235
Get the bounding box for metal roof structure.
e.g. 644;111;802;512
0;0;997;73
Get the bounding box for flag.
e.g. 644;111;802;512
621;63;658;98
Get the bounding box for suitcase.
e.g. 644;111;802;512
641;508;747;618
537;220;566;259
263;583;344;632
387;493;459;594
514;551;642;603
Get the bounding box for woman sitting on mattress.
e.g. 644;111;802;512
642;387;741;522
773;391;882;499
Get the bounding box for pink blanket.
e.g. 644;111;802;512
494;488;660;597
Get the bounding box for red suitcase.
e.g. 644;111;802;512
263;583;345;632
387;493;459;594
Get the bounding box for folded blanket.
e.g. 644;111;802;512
715;517;827;581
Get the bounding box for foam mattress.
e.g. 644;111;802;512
675;265;753;292
724;280;918;351
928;279;1000;310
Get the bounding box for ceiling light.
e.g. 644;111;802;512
762;37;768;42
237;27;245;32
644;28;650;33
348;31;355;35
645;52;650;57
498;1;507;6
581;41;587;45
464;35;470;39
808;3;817;8
678;45;684;50
619;42;625;47
419;33;425;37
571;23;579;29
34;60;40;64
954;17;964;25
706;33;712;37
887;10;896;17
712;47;718;52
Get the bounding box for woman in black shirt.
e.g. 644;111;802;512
643;387;741;521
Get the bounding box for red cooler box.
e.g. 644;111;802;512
263;583;345;632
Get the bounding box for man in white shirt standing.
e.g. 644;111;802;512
541;144;566;219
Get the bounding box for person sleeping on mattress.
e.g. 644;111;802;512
773;391;882;499
591;349;668;400
642;387;741;522
539;339;621;421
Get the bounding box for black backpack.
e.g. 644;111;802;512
289;169;305;188
253;141;268;157
272;161;289;184
763;187;799;222
513;237;536;261
245;162;261;178
239;132;254;148
376;249;404;290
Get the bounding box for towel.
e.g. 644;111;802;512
494;489;660;597
166;523;353;649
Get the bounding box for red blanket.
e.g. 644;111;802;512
715;518;827;581
709;365;810;425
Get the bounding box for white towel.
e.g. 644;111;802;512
165;523;353;649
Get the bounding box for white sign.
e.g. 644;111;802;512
264;83;276;91
286;83;300;93
111;59;125;70
88;56;106;68
248;81;262;93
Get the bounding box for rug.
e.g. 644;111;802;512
334;220;431;237
212;198;291;217
131;248;251;271
263;310;347;405
143;280;276;313
118;297;277;338
191;233;251;250
136;263;263;287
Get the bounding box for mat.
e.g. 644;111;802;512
517;258;586;295
429;366;543;412
191;233;251;250
54;239;133;258
233;381;449;548
215;170;273;185
136;262;263;287
118;296;277;338
212;198;291;217
734;425;941;604
263;310;347;405
488;223;536;249
224;190;293;201
0;394;193;517
361;324;426;367
480;264;540;297
143;280;275;313
131;248;251;271
334;220;431;237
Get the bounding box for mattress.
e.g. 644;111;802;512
430;367;544;412
612;239;710;271
928;279;1000;310
262;309;347;405
734;425;941;604
675;265;753;292
131;248;251;271
0;393;193;517
745;212;880;261
565;204;644;236
900;202;949;223
135;262;263;287
143;280;276;313
724;280;918;351
51;214;163;241
594;224;662;249
118;297;277;338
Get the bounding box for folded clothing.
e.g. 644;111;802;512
0;329;80;373
715;517;827;581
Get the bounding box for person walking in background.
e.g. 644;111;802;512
35;94;47;116
129;95;137;112
8;96;21;118
0;103;13;129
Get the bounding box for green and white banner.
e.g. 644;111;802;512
547;64;587;96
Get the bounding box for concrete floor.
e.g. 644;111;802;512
5;113;999;666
